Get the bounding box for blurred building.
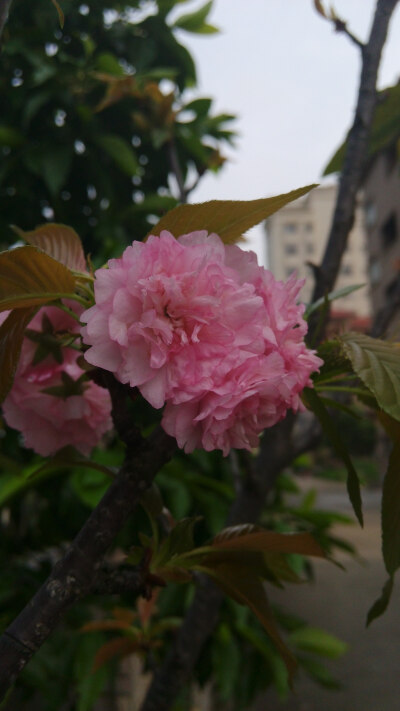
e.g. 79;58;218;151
265;183;371;321
362;143;400;330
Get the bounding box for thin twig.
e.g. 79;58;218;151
333;19;365;51
167;139;187;203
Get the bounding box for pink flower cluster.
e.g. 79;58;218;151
2;306;112;457
81;231;322;455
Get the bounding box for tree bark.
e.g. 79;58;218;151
309;0;399;341
0;427;176;699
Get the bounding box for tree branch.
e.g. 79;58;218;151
0;0;12;44
333;18;365;51
167;139;187;204
139;416;297;711
309;0;400;342
0;426;176;700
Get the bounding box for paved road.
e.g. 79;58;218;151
254;479;400;711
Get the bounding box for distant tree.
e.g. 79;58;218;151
0;0;234;260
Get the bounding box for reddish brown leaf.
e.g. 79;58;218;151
0;246;76;311
204;562;296;682
146;185;317;244
93;637;141;671
138;590;159;628
0;308;35;403
12;223;86;272
81;619;134;633
211;527;324;558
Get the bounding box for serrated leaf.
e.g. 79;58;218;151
0;246;76;312
340;332;400;422
381;441;400;575
95;135;138;175
211;526;325;558
0;307;35;403
202;562;297;681
147;185;317;244
289;626;347;659
367;577;394;625
12;223;86;271
302;387;363;526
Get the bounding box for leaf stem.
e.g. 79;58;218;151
55;302;82;323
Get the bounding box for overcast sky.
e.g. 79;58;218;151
173;0;400;264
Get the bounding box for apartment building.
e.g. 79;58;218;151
265;183;371;318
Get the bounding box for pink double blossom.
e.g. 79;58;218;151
81;231;322;454
2;306;112;457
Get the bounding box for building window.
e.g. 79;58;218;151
284;243;298;255
283;223;297;234
304;223;313;233
365;201;377;228
381;212;397;247
369;259;381;284
306;242;314;255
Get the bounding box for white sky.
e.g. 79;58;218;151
174;0;400;265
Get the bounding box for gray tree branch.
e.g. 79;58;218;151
309;0;399;342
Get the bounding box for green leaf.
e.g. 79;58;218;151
173;1;214;32
182;98;212;116
0;308;35;403
95;52;124;76
147;185;317;244
289;627;347;659
69;468;111;509
340;332;400;422
0;246;76;311
202;561;297;681
381;441;400;575
367;577;394;625
190;23;219;34
154;517;202;568
237;623;289;699
94;135;138;175
212;625;241;701
41;146;73;196
302;388;363;526
0;125;25;148
12;223;86;271
0;452;114;507
305;283;366;318
324;83;400;175
299;656;341;689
